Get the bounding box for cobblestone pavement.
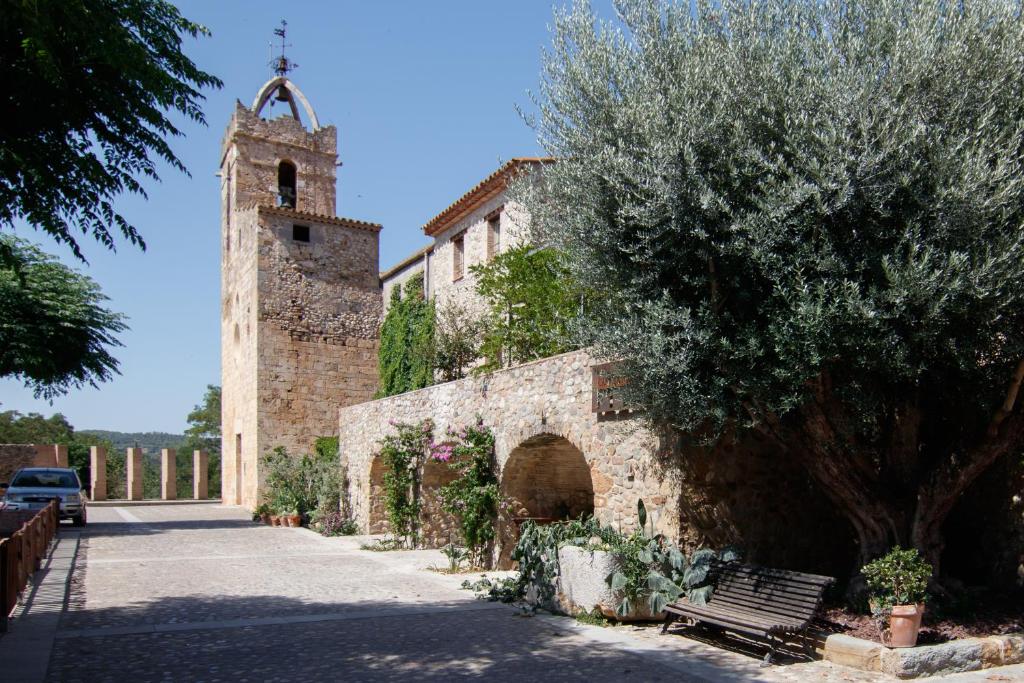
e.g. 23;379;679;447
44;505;1019;682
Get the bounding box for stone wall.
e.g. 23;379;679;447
339;349;860;577
340;350;682;561
0;444;42;486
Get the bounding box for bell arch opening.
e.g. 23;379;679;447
498;433;595;568
277;160;297;209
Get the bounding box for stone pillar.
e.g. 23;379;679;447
54;444;68;468
127;448;143;501
90;446;107;501
161;448;176;500
193;450;209;500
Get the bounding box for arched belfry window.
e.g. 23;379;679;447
278;161;297;208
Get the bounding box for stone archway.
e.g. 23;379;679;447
498;432;595;568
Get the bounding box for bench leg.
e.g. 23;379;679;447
761;635;778;667
661;612;677;634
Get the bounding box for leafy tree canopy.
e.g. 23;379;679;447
0;235;126;398
472;245;583;370
524;0;1024;572
0;0;222;260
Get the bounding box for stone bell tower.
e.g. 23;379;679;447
219;74;382;508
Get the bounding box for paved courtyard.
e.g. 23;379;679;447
8;504;1017;682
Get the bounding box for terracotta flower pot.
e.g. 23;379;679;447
288;514;301;527
270;515;281;527
888;604;925;648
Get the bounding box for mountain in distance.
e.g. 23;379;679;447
78;430;185;456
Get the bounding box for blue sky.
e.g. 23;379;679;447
0;1;589;433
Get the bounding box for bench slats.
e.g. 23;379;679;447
711;591;820;617
663;560;834;651
714;580;824;607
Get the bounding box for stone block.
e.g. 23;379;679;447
822;634;884;671
881;639;985;679
161;448;176;500
556;545;661;621
127;448;143;501
90;446;107;501
193;450;209;500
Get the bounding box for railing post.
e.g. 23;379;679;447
193;450;209;500
127;447;144;501
0;539;8;633
161;448;177;500
90;446;107;501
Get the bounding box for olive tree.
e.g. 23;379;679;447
522;0;1024;573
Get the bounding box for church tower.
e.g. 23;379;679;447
219;74;382;508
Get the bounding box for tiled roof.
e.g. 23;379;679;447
380;244;433;280
258;205;382;232
422;157;554;237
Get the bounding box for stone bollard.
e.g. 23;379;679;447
54;444;68;468
127;448;143;500
161;448;177;500
193;450;208;500
90;446;107;500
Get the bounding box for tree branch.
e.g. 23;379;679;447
987;359;1024;438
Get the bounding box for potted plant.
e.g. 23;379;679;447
253;503;272;525
861;547;933;648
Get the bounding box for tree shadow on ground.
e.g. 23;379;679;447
50;592;799;682
661;621;821;666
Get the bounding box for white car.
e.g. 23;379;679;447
1;467;88;526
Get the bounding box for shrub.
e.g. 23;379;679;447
861;547;933;611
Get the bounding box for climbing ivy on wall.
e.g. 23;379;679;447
376;419;434;547
430;422;500;568
376;273;435;398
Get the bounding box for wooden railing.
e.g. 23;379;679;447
0;500;60;632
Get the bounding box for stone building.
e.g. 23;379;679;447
219;76;382;507
379;158;549;314
218;76;859;580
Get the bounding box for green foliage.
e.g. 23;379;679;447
522;0;1024;567
431;300;483;382
260;446;342;519
460;575;521;603
440;543;469;572
312;510;358;537
376;419;433;547
0;236;126;399
471;245;582;370
512;515;606;610
377;274;435;397
174;385;221;498
862;547;933;610
435;423;500;567
600;501;739;616
0;0;222;260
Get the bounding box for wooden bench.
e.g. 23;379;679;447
662;559;834;664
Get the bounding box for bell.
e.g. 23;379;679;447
275;84;289;102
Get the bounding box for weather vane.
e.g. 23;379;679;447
269;20;298;77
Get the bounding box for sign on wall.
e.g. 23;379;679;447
591;361;635;414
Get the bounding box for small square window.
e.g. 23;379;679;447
293;224;310;243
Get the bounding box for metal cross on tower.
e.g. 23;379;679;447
269;20;298;77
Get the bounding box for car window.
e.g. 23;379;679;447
11;472;76;488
